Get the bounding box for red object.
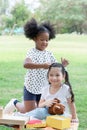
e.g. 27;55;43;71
28;119;42;124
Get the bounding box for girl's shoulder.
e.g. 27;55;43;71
61;84;71;96
27;48;36;54
27;48;35;52
62;84;70;90
26;48;35;58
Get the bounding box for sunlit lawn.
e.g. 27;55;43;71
0;34;87;130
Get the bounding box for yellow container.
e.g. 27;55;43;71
46;115;70;129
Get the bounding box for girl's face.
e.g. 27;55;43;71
34;32;49;51
48;67;65;86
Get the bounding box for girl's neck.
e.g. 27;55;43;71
35;47;45;51
49;84;62;94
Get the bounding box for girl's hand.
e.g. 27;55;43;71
44;100;54;107
61;57;69;67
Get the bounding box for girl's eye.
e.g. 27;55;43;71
56;74;59;76
50;74;53;76
40;39;44;41
50;74;59;77
40;39;48;42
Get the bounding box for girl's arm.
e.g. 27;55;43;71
67;98;79;122
38;99;54;108
23;58;51;69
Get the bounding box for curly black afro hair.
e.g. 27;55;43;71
24;18;56;40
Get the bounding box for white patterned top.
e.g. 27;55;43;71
24;48;57;94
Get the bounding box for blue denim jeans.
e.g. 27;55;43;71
15;107;70;120
16;107;50;120
25;107;50;120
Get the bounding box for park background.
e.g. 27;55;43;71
0;0;87;130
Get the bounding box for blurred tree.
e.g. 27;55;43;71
11;1;30;27
38;0;87;34
0;0;33;35
1;0;87;34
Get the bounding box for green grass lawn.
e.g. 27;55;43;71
0;34;87;130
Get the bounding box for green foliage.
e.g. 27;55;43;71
38;0;87;33
0;1;32;32
3;16;14;29
1;0;87;34
11;3;30;27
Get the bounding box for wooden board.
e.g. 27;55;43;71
0;114;29;125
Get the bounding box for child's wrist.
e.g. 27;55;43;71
71;118;79;123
